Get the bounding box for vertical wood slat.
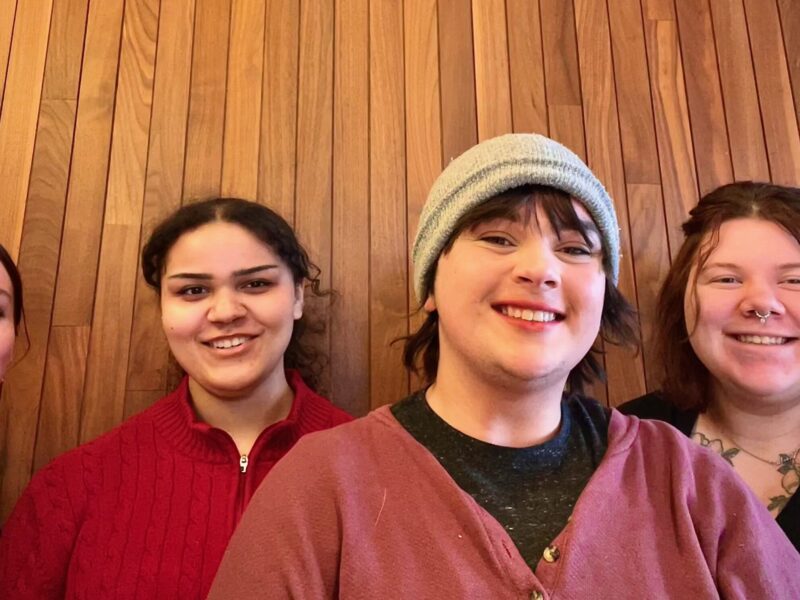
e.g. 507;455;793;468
607;0;670;392
642;3;698;258
574;0;646;406
540;0;585;151
370;0;409;408
182;0;230;201
0;0;54;257
80;0;160;444
743;0;800;186
220;0;264;200
405;0;442;389
331;0;369;414
126;0;196;399
51;0;125;328
778;0;800;126
438;0;477;163
472;0;512;140
0;0;18;107
507;0;548;135
674;0;733;195
294;0;334;394
259;0;300;222
709;0;770;181
34;326;90;471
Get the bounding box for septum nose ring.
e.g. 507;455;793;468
755;310;771;325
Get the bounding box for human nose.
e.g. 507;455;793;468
511;240;560;289
207;288;247;323
740;278;784;320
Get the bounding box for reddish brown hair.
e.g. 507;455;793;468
656;181;800;411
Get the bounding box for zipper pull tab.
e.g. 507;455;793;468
239;454;249;474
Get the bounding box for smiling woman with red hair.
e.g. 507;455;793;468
620;181;800;551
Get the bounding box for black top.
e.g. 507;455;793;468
392;391;609;570
619;391;799;552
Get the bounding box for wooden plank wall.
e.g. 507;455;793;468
0;0;797;520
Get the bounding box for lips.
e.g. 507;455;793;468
202;335;256;349
497;304;563;323
731;334;793;346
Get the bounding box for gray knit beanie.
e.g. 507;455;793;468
412;133;620;302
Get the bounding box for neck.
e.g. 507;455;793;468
426;360;566;448
705;385;800;454
189;371;294;455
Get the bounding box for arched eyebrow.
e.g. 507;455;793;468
166;264;278;280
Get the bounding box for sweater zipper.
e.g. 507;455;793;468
235;454;249;522
239;454;249;473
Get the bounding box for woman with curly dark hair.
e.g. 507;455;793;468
0;199;351;598
620;181;800;551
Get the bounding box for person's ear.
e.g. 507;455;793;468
423;294;436;313
293;284;304;320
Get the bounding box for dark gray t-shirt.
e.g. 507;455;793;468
391;392;609;570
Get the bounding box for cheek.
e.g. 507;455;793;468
160;301;203;341
0;324;15;366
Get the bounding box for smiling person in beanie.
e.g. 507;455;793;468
209;134;800;599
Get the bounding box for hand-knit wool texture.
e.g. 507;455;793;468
0;370;352;600
412;133;620;301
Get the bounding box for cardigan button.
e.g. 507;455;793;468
543;545;561;563
531;591;544;600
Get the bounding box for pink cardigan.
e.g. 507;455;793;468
210;406;800;598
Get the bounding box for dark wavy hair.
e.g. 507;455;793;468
141;198;327;390
402;185;640;393
0;243;23;334
655;181;800;411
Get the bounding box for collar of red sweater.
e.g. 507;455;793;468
146;369;331;464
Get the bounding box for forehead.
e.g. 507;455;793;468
164;222;280;271
702;218;800;263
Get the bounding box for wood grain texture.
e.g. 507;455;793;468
1;0;797;514
0;0;18;106
674;0;733;194
51;0;125;327
709;0;770;181
778;0;800;126
370;0;409;408
183;0;230;200
331;0;369;414
438;0;478;162
743;0;800;185
507;0;548;135
259;0;300;222
294;0;334;394
0;0;53;257
472;0;512;140
574;0;646;405
221;0;265;199
34;326;90;472
643;13;698;258
80;0;159;444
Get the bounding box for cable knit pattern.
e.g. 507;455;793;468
0;370;352;599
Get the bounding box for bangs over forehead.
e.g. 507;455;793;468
443;184;602;254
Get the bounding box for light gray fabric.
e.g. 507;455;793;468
412;133;620;301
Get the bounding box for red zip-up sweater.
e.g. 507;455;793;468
0;370;352;599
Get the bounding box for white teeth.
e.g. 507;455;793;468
500;306;557;322
736;335;787;346
209;336;251;349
